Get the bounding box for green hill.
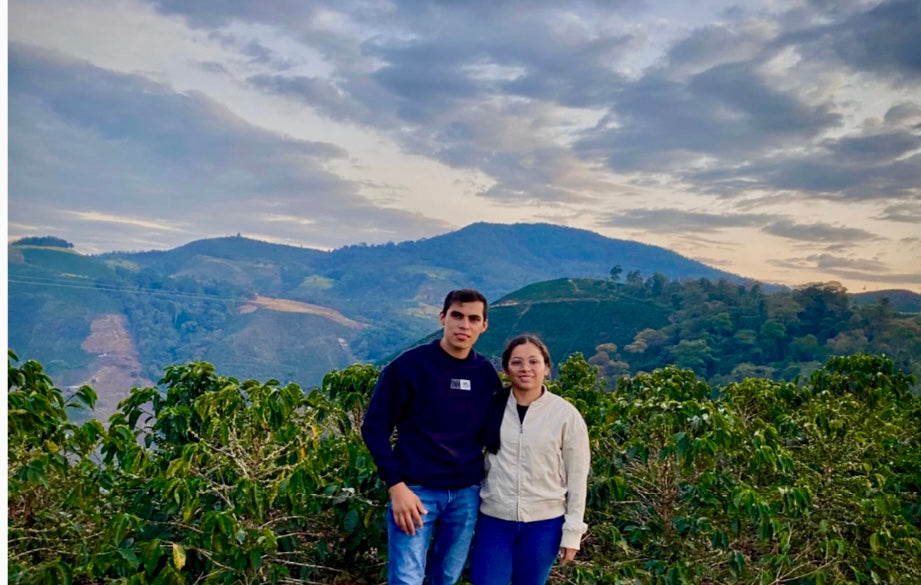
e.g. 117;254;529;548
852;289;921;313
9;246;125;377
470;278;921;391
9;224;920;419
475;278;670;361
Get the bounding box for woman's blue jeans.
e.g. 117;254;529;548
468;513;564;585
387;484;480;585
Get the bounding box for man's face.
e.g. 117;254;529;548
439;301;488;358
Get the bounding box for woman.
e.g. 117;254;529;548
470;335;591;585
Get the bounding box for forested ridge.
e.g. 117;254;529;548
10;228;921;409
6;223;766;391
9;350;921;584
480;277;921;393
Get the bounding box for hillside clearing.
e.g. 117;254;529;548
240;295;368;329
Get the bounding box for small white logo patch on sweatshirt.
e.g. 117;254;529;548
450;378;472;391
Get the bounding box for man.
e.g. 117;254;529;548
361;289;502;585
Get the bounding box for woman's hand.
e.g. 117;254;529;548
560;547;577;564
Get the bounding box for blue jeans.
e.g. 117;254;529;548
468;513;564;585
387;484;480;585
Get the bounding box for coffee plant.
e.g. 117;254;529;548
8;349;921;584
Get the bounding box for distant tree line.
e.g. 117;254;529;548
588;274;921;392
12;236;74;248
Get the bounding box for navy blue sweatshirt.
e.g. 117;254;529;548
361;339;502;489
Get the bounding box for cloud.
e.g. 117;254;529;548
8;42;444;252
665;20;773;75
247;73;371;124
64;211;185;232
140;0;921;212
824;0;921;81
574;1;921;207
147;0;630;205
805;254;886;272
599;210;884;250
885;101;921;125
698;144;921;203
8;0;920;292
876;202;921;223
770;253;921;285
597;208;780;233
574;43;844;174
762;219;879;243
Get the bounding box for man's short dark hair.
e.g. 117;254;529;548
441;289;489;319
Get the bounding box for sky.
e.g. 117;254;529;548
6;0;921;293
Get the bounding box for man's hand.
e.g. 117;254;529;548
560;547;577;564
388;482;428;535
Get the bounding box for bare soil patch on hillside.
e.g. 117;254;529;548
240;295;368;329
79;314;153;421
81;314;136;353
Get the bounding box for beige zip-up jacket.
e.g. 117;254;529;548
479;388;591;550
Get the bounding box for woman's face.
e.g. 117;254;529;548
504;342;550;392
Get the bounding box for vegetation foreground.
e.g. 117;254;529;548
8;350;921;584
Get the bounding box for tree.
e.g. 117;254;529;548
624;328;669;355
790;333;821;361
793;282;853;342
759;320;788;362
588;343;630;387
625;270;643;288
667;339;715;376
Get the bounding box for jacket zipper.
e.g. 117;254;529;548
516;402;524;522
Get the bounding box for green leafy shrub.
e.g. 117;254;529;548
8;350;920;584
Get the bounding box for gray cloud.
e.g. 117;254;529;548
769;253;921;285
763;219;880;243
825;130;921;165
8;43;444;251
247;74;360;122
666;21;771;73
598;208;780;232
876;202;921;223
147;0;633;204
148;0;318;28
8;0;919;291
198;61;230;74
885;101;921;125
576;61;843;173
599;209;883;249
9;45;345;167
804;254;886;272
577;1;921;204
139;0;921;210
697;144;921;202
826;0;921;81
145;0;921;211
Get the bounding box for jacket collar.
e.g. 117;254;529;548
507;385;549;408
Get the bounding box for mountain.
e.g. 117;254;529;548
851;289;921;314
13;222;913;419
105;222;751;303
94;222;757;366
